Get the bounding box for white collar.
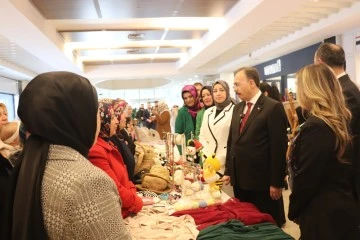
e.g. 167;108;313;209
336;72;346;79
248;89;262;105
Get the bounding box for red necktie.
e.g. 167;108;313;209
240;102;253;133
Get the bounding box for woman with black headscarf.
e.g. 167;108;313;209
3;72;131;239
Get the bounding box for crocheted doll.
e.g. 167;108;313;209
203;154;223;198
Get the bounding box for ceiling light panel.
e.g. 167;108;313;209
78;47;183;57
66;40;196;50
60;30;206;42
79;53;183;62
31;0;239;19
84;58;179;66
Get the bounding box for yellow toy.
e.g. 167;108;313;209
203;154;223;196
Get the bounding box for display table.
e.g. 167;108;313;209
129;135;293;239
125;188;293;240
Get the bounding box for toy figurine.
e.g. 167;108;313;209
203;154;223;198
186;140;197;162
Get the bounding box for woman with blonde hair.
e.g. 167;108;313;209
288;64;358;239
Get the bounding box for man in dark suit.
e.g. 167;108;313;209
136;104;149;128
223;67;288;226
315;43;360;205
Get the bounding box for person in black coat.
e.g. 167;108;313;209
136;104;149;128
0;152;12;239
120;117;136;155
223;67;287;227
288;64;358;240
111;103;135;182
315;42;360;202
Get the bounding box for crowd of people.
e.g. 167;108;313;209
0;42;359;239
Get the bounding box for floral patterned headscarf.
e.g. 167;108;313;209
113;98;127;112
98;99;114;140
112;98;128;133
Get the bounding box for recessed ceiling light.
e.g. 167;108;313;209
128;33;145;40
127;49;141;54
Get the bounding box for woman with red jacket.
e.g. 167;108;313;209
89;99;143;218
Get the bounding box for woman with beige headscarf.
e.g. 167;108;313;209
152;101;171;137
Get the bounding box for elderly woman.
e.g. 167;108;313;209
0;121;21;161
0;103;8;131
2;72;131;239
152;101;171;137
89;99;143;218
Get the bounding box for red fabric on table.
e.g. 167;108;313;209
171;198;275;230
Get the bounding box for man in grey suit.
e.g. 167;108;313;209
223;67;288;226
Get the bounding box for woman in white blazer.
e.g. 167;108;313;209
199;80;234;175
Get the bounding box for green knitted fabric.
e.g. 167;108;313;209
197;220;294;240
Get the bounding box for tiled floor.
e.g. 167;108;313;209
282;189;301;240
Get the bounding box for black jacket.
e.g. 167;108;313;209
339;74;360;199
288;116;358;239
225;94;288;190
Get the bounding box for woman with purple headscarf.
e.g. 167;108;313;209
175;85;202;152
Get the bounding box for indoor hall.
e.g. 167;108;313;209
1;0;360;239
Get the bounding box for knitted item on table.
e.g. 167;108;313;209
136;165;171;194
171;198;275;230
134;143;155;175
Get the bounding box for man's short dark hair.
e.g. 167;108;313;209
236;67;260;87
315;43;345;68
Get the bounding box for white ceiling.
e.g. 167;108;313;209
0;0;359;90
